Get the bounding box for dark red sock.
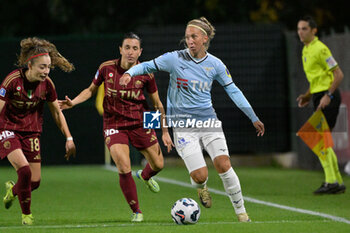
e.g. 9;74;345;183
13;166;32;215
13;180;41;196
119;172;141;213
141;163;159;180
31;180;40;191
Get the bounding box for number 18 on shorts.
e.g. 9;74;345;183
143;110;161;129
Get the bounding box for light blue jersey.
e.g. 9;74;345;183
127;49;258;124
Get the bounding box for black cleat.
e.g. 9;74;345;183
313;182;340;195
333;184;346;194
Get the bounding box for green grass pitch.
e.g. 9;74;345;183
0;165;349;233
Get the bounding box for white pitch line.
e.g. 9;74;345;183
104;165;350;225
0;219;333;230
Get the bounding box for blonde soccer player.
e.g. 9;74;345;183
120;17;264;222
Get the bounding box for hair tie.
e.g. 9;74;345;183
26;53;49;63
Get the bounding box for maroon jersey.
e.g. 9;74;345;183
93;59;157;129
0;68;57;132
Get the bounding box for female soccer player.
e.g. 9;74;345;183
1;37;76;225
120;17;265;222
59;32;173;222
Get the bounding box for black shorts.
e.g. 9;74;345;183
312;89;341;129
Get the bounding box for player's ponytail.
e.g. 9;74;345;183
17;37;75;73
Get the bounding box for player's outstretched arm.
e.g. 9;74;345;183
120;60;159;86
59;82;98;110
48;100;76;160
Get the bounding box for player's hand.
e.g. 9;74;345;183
317;94;331;110
162;131;174;153
119;73;131;87
58;96;74;110
65;140;76;160
253;120;265;136
296;94;311;108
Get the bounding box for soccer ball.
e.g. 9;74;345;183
171;198;201;225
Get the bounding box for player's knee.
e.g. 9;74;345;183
191;172;208;184
213;155;231;173
152;159;164;171
117;166;131;174
31;180;41;191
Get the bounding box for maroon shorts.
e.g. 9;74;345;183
104;127;158;150
0;130;41;163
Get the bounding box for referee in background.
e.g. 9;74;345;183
296;15;346;195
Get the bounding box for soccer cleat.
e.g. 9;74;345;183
22;213;34;225
3;181;16;209
136;170;160;193
237;213;251;222
131;212;143;222
313;182;340;195
333;184;346;194
197;185;212;208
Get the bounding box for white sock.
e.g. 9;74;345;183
219;167;246;214
190;177;208;188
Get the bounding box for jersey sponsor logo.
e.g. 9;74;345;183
10;100;40;109
106;88;141;99
0;88;6;97
177;77;188;90
177;77;210;91
0;130;15;141
104;128;119;137
326;56;337;68
143;110;161;129
189;80;210;91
